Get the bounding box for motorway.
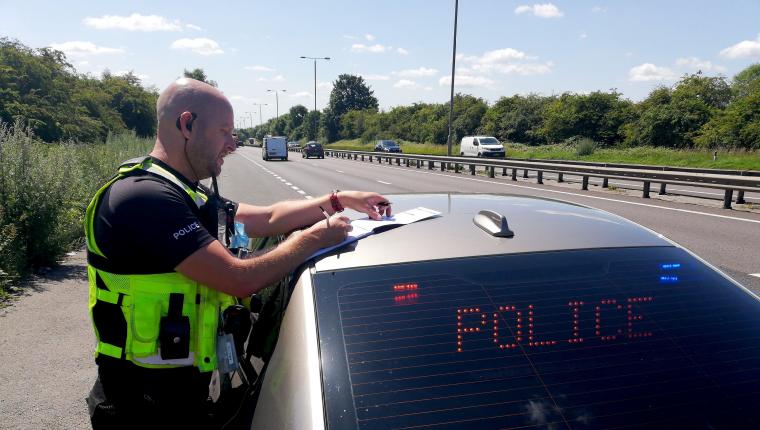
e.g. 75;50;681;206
219;146;760;294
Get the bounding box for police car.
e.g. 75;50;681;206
249;193;760;429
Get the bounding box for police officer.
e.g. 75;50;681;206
85;78;391;428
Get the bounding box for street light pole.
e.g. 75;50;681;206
267;89;287;118
446;0;459;157
252;103;268;126
300;56;330;112
245;111;254;129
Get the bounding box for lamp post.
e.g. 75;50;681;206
251;103;268;126
446;0;459;157
245;111;254;130
267;89;287;119
299;56;330;112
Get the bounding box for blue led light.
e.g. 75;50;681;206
660;275;679;283
660;263;681;270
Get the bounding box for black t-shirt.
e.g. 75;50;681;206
92;157;230;274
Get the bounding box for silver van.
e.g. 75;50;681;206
460;135;505;158
262;136;288;161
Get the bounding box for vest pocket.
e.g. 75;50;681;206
130;295;162;356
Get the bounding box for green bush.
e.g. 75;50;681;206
575;137;598;156
0;121;153;297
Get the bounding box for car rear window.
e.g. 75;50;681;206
313;247;760;429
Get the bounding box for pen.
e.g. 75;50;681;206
377;201;392;207
319;206;330;227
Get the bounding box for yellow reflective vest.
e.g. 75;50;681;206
85;157;236;372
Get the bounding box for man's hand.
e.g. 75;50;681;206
303;214;352;247
338;191;392;220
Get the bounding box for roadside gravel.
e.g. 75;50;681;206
0;250;93;429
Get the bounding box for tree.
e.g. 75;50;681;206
303;110;321;141
697;85;760;149
481;94;552;145
328;74;378;118
542;91;633;145
183;68;218;87
732;63;760;99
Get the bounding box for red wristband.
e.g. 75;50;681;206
330;191;344;212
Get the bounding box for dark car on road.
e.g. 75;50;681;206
249;193;760;429
302;141;324;159
374;139;402;153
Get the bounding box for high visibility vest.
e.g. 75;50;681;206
85;157;236;372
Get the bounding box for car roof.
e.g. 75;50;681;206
313;193;671;272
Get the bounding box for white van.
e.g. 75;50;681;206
262;136;288;161
460;136;505;158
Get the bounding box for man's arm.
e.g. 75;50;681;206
176;214;350;297
235;191;391;238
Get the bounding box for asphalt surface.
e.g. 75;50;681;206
1;146;758;429
222;147;760;294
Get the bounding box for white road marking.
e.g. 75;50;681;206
377;180;392;185
285;182;292;186
336;170;344;173
336;159;760;225
290;186;299;191
297;190;306;195
305;195;313;199
750;274;760;278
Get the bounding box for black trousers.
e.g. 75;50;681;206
87;357;216;429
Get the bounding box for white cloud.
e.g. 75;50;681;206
393;79;419;89
363;74;391;81
394;67;439;77
365;34;375;41
719;34;760;59
49;41;124;57
257;74;286;82
514;3;564;18
78;60;89;66
170;38;223;56
351;43;387;53
342;34;356;40
591;6;607;13
290;91;312;99
245;65;276;72
579;33;588;40
675;57;726;73
459;48;552;76
438;75;496;88
424;86;433;91
186;24;203;31
628;63;677;82
397;47;410;55
83;13;182;31
317;81;333;89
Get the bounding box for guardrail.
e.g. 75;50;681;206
323;149;760;209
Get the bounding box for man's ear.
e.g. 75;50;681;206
177;111;195;139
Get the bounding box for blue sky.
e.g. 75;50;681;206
3;0;760;127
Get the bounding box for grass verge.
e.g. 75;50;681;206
326;140;760;171
0;122;153;300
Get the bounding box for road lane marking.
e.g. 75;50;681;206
241;152;760;224
377;180;392;185
337;160;760;225
297;190;306;195
290;186;299;191
285;182;292;186
336;170;344;173
751;274;760;278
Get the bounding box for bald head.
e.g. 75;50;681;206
151;78;236;181
156;78;231;132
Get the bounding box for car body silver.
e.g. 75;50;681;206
248;193;747;429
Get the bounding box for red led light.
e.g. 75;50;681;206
455;296;655;353
393;283;418;292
